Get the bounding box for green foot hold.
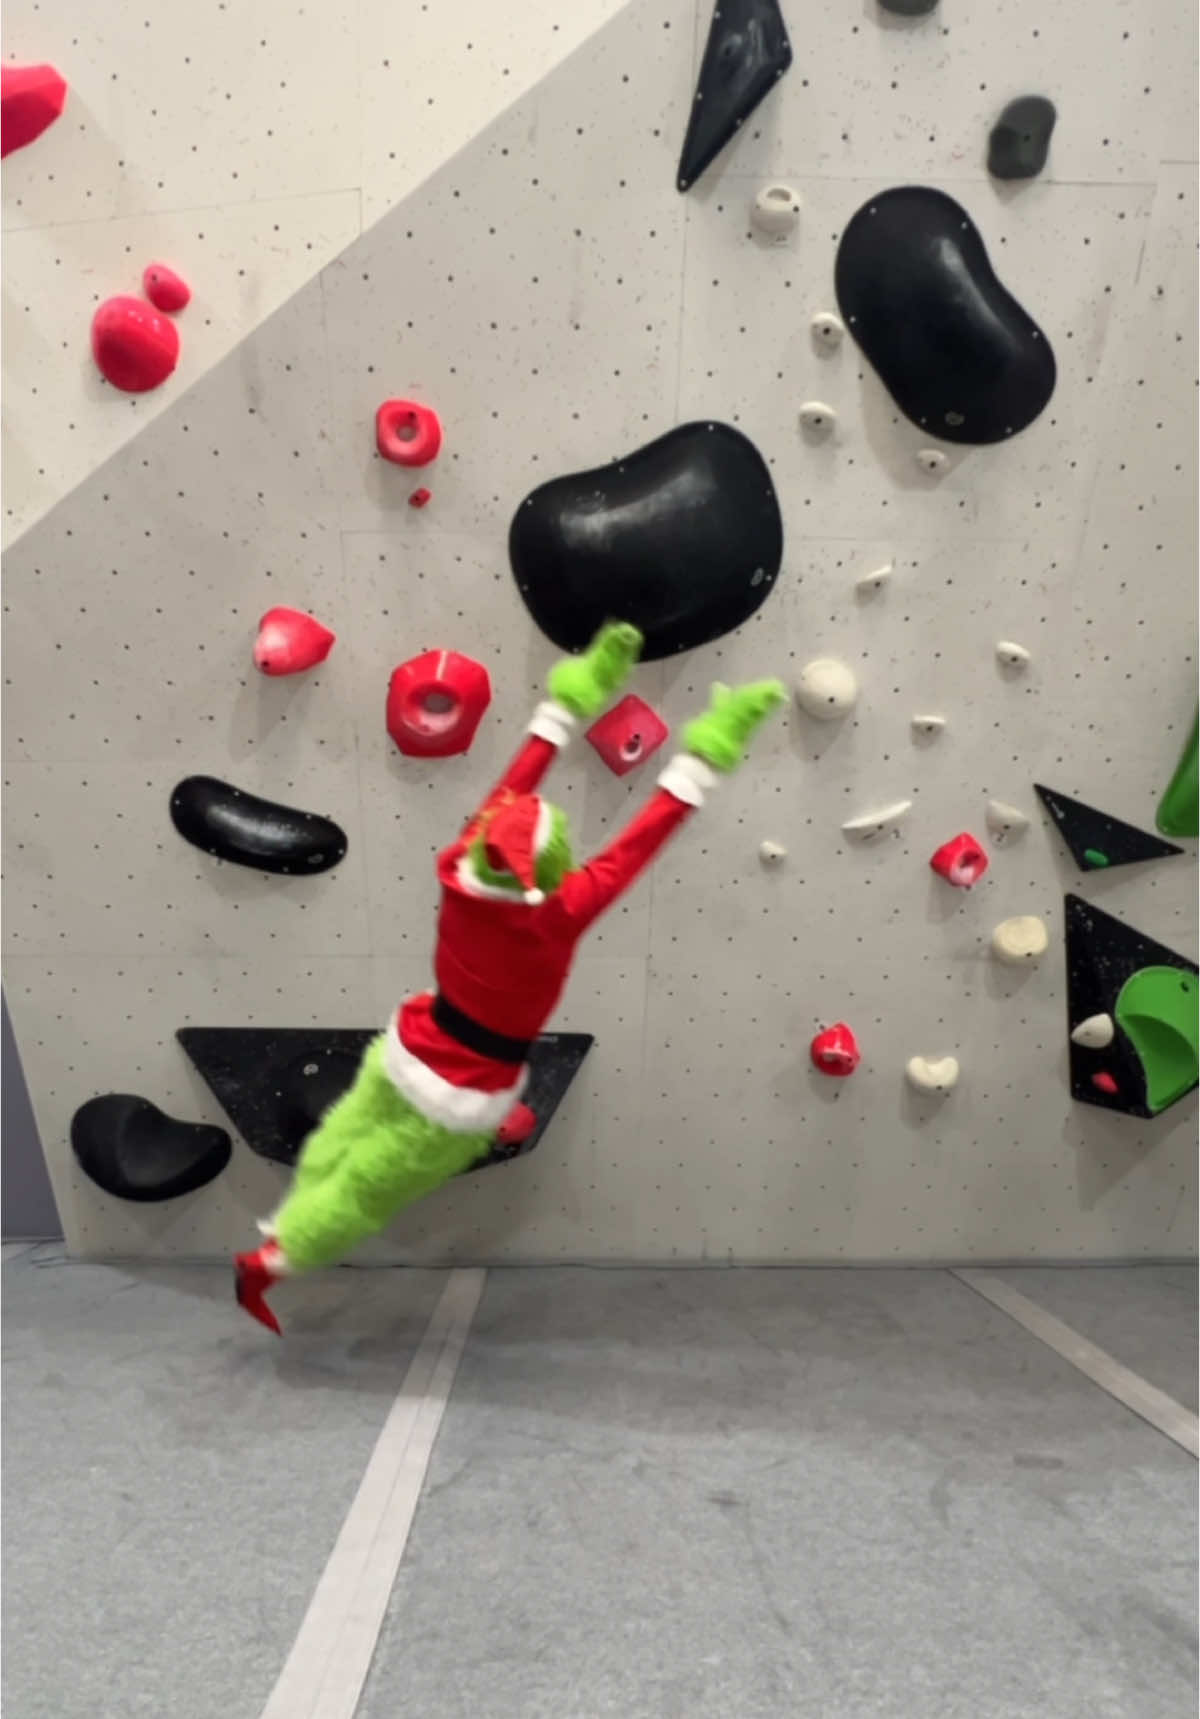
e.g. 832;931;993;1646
1083;848;1110;869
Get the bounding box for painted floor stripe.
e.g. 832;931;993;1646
953;1269;1199;1459
260;1266;486;1719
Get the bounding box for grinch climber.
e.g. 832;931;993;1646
235;622;784;1332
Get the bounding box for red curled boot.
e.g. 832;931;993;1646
234;1242;285;1335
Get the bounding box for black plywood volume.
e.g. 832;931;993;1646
1034;784;1183;872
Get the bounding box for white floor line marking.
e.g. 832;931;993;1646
259;1267;486;1719
953;1269;1199;1459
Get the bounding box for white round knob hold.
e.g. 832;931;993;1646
1071;1013;1115;1049
906;1055;960;1095
795;658;859;720
759;839;787;865
799;401;838;437
991;915;1049;964
811;311;845;349
856;562;893;594
995;640;1032;669
751;183;802;240
911;713;945;736
841;800;912;840
986;799;1030;841
917;448;947;473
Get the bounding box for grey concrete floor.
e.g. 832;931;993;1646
3;1253;1197;1719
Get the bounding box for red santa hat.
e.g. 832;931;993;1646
483;794;548;904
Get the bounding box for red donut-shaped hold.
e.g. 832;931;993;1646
142;262;191;314
376;399;442;467
91;295;180;393
386;649;491;758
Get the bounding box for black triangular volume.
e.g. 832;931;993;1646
676;0;792;192
1064;894;1198;1118
1035;784;1183;872
70;1094;231;1202
177;1027;594;1171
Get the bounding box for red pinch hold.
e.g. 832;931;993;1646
930;832;989;888
1;64;67;158
91;296;180;393
254;607;336;676
142;263;191;313
810;1023;861;1078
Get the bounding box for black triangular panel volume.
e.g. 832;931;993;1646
676;0;792;192
177;1027;593;1171
1035;784;1183;871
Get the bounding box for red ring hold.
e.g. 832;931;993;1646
376;399;442;467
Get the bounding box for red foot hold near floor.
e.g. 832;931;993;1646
930;831;989;888
1090;1071;1119;1095
811;1022;861;1077
254;607;336;676
1;64;67;158
91;295;180;393
142;262;191;313
387;649;492;758
586;694;669;776
496;1101;537;1148
376;399;442;467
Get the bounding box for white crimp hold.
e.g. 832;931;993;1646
856;562;893;593
1071;1013;1115;1049
917;448;947;472
841;800;913;840
905;1055;960;1094
910;713;945;735
759;840;787;864
799;401;838;435
985;799;1030;841
990;915;1050;964
795;658;858;720
995;640;1032;668
751;183;802;240
811;311;845;348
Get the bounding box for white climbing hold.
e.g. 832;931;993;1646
911;713;946;736
799;401;838;436
985;799;1030;842
751;183;802;240
759;839;787;865
995;639;1032;669
856;562;893;594
841;800;912;840
906;1055;960;1094
917;448;947;473
811;310;845;348
795;658;859;720
990;915;1050;964
1071;1013;1115;1049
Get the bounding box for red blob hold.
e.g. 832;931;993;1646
387;650;491;758
930;831;990;888
91;296;180;393
586;694;670;777
811;1022;861;1078
496;1101;537;1149
142;262;191;314
1091;1072;1119;1095
254;607;336;677
376;399;442;467
1;64;67;158
408;487;432;509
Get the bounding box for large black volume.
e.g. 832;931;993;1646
509;422;783;660
835;186;1056;444
170;776;348;874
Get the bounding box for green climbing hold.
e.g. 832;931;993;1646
1083;848;1110;869
1157;712;1198;839
1114;966;1199;1115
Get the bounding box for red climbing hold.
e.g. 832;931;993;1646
386;650;492;758
91;295;180;393
1091;1072;1119;1096
376;399;442;467
408;487;432;509
142;263;191;314
810;1022;861;1078
254;607;336;677
1;64;67;158
586;694;669;777
496;1101;537;1149
930;832;990;888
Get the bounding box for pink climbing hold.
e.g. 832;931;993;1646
810;1023;861;1078
91;296;180;393
930;832;990;888
254;607;336;677
386;649;491;758
408;487;432;509
376;399;442;467
1091;1071;1119;1096
142;263;191;314
496;1101;537;1149
586;694;669;777
1;63;67;158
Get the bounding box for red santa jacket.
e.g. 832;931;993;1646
383;699;715;1132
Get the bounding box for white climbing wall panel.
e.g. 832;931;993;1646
3;0;1196;1263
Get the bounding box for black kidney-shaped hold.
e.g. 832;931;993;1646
71;1094;231;1202
509;422;783;660
677;0;792;192
879;0;939;15
835;186;1056;444
170;776;348;874
988;96;1056;180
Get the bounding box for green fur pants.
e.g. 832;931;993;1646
273;1036;492;1271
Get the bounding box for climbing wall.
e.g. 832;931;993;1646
3;0;1196;1263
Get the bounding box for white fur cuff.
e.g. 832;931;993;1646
382;1018;527;1134
657;752;718;808
528;700;577;748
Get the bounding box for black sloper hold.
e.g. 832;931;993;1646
835;186;1056;444
71;1094;231;1202
988;96;1056;181
879;0;939;15
509;421;783;660
170;776;348;874
677;0;792;192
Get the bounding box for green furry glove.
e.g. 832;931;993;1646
547;621;644;720
682;679;787;772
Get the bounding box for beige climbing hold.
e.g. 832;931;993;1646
856;562;893;594
986;800;1030;842
1071;1013;1115;1049
911;713;945;736
995;640;1032;669
906;1055;960;1094
917;448;947;473
759;839;787;865
811;310;845;348
991;915;1049;964
751;183;802;241
842;800;912;840
795;658;858;720
799;401;838;436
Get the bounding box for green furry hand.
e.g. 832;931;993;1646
683;679;787;772
547;621;644;719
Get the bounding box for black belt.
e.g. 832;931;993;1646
432;993;533;1065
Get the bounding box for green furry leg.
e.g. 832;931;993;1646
274;1037;492;1270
